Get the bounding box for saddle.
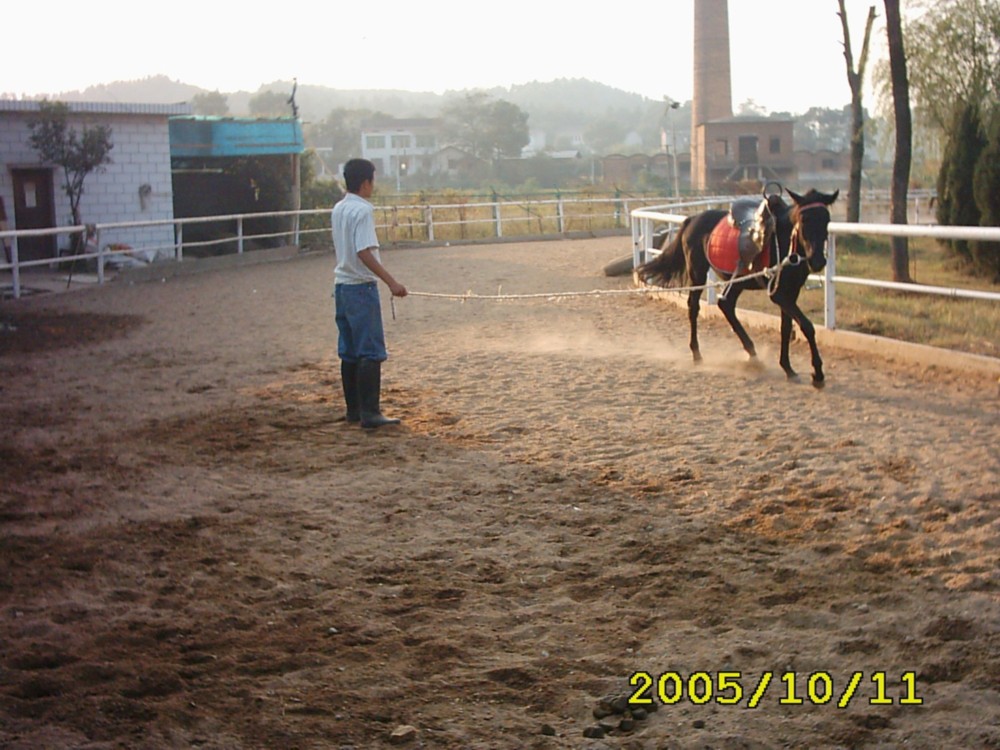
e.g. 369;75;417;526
706;197;777;276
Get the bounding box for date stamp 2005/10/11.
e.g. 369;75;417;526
628;670;924;709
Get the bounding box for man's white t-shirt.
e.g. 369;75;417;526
332;193;380;285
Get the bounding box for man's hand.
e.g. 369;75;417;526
359;247;407;297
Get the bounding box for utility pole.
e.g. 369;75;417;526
664;97;681;197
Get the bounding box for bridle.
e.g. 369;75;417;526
768;201;829;297
788;202;830;263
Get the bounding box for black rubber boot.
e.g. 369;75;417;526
358;358;400;429
341;360;360;423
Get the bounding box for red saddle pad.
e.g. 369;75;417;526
706;217;770;275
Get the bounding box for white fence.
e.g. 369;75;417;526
0;195;668;300
630;199;1000;330
3;192;997;318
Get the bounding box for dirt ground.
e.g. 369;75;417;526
1;237;998;749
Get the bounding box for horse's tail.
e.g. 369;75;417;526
637;219;689;288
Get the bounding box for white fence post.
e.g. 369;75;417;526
96;228;105;285
494;200;503;238
176;224;184;262
824;235;837;329
632;218;644;269
11;237;20;299
425;206;434;242
558;198;565;234
237;217;244;255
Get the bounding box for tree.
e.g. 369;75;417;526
191;91;230;116
304;108;383;172
902;0;1000;133
883;0;913;283
838;0;878;223
483;99;530;158
27;100;113;232
792;106;853;152
583;117;628;153
972;109;1000;279
249;90;292;118
441;93;529;160
937;103;986;264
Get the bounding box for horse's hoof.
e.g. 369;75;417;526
692;352;703;364
786;371;801;382
811;376;825;389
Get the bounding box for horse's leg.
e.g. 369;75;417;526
687;289;703;362
775;300;824;387
779;310;798;380
716;285;758;360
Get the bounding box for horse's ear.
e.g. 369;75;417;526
788;188;803;204
828;189;840;204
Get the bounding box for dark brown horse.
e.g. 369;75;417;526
637;188;838;387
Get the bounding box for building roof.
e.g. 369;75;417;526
169;116;303;157
0;100;193;116
706;115;796;124
361;117;442;131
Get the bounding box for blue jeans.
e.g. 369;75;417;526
335;282;387;363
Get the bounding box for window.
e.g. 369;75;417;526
770;137;781;154
391;134;410;149
416;134;435;148
365;135;385;149
714;139;729;157
822;158;835;169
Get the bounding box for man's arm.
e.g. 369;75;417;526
358;247;407;297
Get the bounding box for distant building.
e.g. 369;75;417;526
600;153;675;187
360;118;441;181
168;115;305;251
426;146;486;180
695;117;796;187
793;148;849;192
690;0;798;191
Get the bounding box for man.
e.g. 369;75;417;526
332;158;407;428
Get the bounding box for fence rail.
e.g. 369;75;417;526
630;200;1000;332
0;194;677;299
1;190;985;313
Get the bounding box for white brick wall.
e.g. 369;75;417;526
1;110;178;259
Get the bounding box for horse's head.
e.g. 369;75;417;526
788;188;838;272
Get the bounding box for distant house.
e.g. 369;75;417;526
600;153;674;187
793;148;849;192
0;100;191;262
360;117;441;182
427;146;486;180
693;116;796;188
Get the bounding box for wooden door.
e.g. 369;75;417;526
11;168;56;261
738;136;759;166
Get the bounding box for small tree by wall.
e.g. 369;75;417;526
27;100;113;235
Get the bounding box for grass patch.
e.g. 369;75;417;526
737;237;1000;358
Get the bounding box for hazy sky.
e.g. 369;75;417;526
7;0;886;114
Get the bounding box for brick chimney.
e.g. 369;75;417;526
691;0;733;190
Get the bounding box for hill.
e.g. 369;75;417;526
33;74;659;125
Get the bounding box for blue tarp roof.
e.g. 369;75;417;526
169;116;304;157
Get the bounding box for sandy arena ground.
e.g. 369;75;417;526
1;237;998;749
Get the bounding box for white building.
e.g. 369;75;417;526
0;100;190;262
360;118;441;184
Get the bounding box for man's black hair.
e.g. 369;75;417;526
343;158;376;193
